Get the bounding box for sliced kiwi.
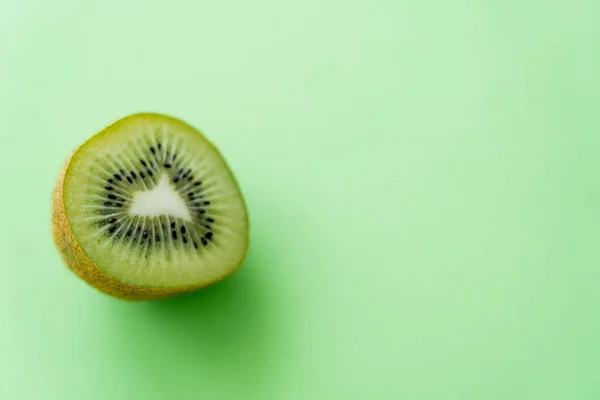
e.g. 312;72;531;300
51;113;249;300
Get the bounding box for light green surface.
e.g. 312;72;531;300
1;1;599;399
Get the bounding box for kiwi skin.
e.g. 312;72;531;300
51;113;249;301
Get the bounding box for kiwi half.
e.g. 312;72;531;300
51;113;249;300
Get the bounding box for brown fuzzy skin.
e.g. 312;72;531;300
51;115;247;301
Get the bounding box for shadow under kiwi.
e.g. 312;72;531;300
105;233;278;399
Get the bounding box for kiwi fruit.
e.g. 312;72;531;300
51;113;249;301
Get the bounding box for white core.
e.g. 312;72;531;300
129;173;192;221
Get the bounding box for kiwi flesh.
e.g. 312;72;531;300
51;113;249;301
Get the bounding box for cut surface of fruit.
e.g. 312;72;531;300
57;113;249;291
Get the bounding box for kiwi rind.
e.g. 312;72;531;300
51;113;249;301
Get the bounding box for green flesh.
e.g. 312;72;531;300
62;114;248;288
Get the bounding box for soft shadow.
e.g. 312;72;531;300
105;236;277;398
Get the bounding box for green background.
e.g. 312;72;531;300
1;1;599;399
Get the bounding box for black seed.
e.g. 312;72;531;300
193;241;198;249
201;238;208;246
158;142;162;150
126;230;132;237
172;176;180;183
140;159;147;167
115;203;123;207
170;222;176;229
194;181;201;186
188;192;194;198
109;226;117;233
183;236;188;244
114;174;122;181
205;232;213;239
108;217;117;223
203;201;211;205
104;201;113;207
181;226;186;234
177;168;183;175
127;176;133;184
198;209;206;214
108;194;117;200
120;169;126;175
143;230;148;239
105;185;114;191
204;225;211;229
172;230;177;240
188;176;193;181
136;227;141;233
173;153;177;160
164;163;172;168
131;171;137;179
155;235;160;242
108;178;115;184
182;169;191;178
140;172;145;179
147;169;153;176
207;218;214;223
150;147;155;154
